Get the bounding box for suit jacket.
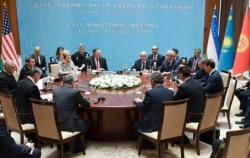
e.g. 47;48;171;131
0;71;17;94
71;51;90;68
131;59;153;71
203;70;224;95
0;123;41;158
86;56;108;71
187;57;201;72
193;69;209;84
135;85;174;132
18;65;31;81
147;53;165;69
53;85;90;132
31;54;47;78
174;78;205;122
15;77;44;123
159;59;179;72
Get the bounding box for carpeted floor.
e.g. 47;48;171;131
11;79;246;158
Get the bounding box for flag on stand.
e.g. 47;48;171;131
217;7;235;72
206;6;220;67
232;8;250;75
1;4;19;67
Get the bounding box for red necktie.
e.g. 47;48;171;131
96;59;99;69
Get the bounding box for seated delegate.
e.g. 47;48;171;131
131;51;152;72
58;50;75;76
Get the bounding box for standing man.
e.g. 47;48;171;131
0;60;17;94
71;44;90;71
15;67;49;142
86;48;108;71
53;75;90;153
160;49;179;74
18;56;36;81
134;72;174;132
131;51;152;72
147;45;165;70
31;46;47;78
202;59;224;95
174;66;205;122
187;48;202;74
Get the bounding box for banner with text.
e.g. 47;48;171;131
16;0;205;71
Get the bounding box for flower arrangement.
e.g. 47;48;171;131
89;75;142;90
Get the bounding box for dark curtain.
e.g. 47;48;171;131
219;0;249;50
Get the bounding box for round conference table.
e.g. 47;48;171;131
54;72;176;141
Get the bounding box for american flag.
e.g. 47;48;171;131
1;4;19;67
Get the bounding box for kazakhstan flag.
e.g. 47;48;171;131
217;7;235;72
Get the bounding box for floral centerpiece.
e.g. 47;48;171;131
89;75;141;90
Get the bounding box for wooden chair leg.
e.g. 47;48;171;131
20;133;24;144
138;135;142;155
156;142;161;158
60;143;64;158
226;112;231;129
196;134;200;155
180;138;184;158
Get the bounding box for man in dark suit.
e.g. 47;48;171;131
134;72;174;132
147;45;165;70
86;48;108;71
18;56;36;81
15;67;48;142
71;43;90;71
31;46;47;78
0;123;41;158
159;49;179;73
0;60;17;94
187;48;202;73
202;59;224;95
192;59;209;86
131;51;153;72
53;75;90;153
174;66;205;122
234;80;250;116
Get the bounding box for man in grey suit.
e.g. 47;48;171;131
53;75;90;153
174;66;205;122
134;72;174;132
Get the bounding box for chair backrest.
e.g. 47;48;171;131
224;77;237;109
0;92;21;132
199;92;223;131
159;99;189;140
220;70;231;92
221;128;250;158
30;98;61;141
48;63;59;76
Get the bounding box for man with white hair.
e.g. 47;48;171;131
0;60;17;94
159;49;179;73
31;46;47;78
131;51;153;72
